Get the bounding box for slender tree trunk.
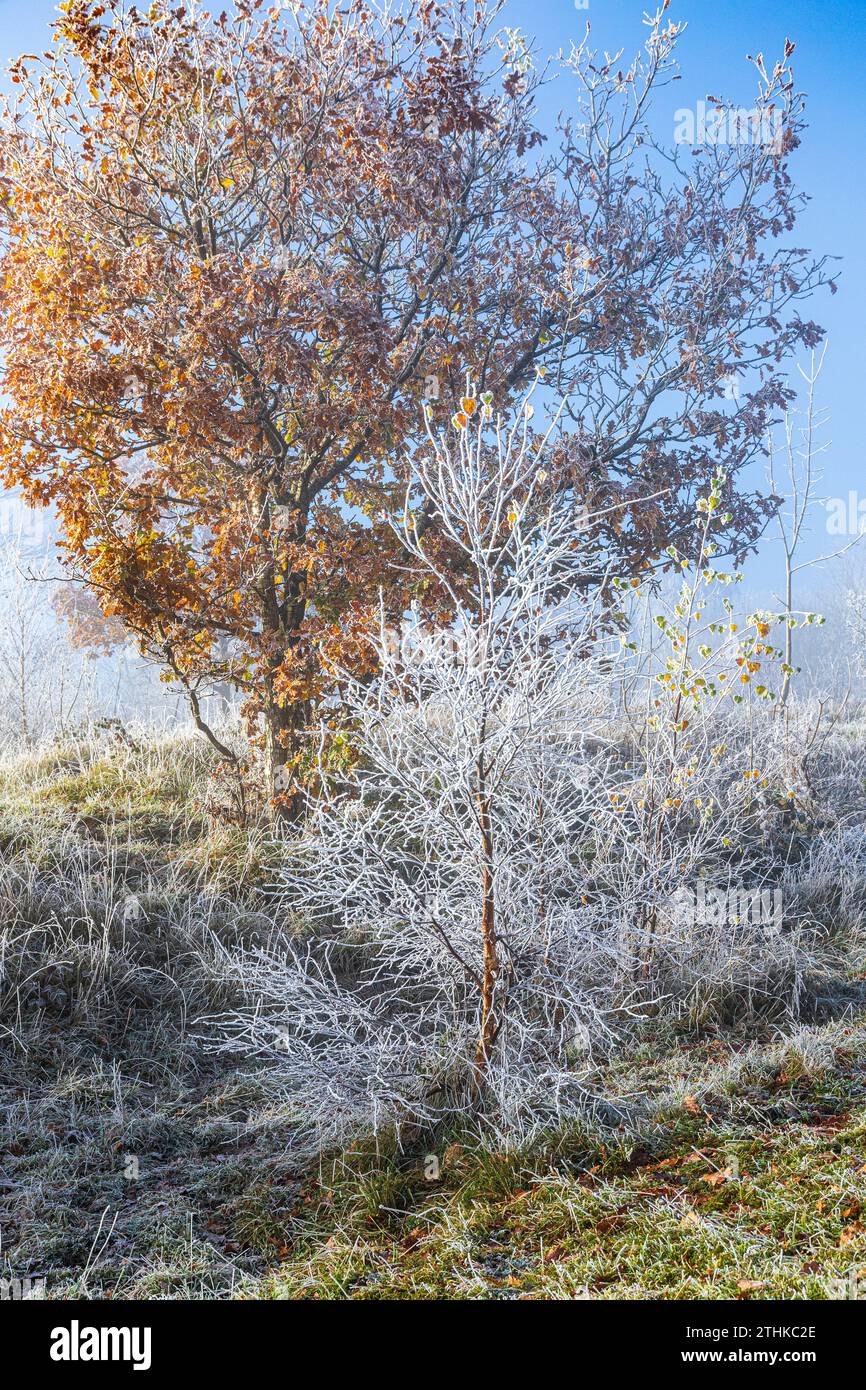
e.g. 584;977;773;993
779;556;794;710
473;786;499;1085
18;631;30;749
213;633;235;717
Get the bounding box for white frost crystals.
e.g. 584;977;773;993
206;397;814;1154
207;400;628;1149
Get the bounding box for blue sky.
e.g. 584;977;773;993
505;0;866;597
0;0;862;597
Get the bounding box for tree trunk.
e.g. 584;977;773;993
778;556;794;710
473;790;499;1086
258;487;310;826
261;684;307;826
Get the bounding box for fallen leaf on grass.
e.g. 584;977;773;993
736;1279;765;1297
544;1244;568;1264
701;1167;734;1187
596;1214;626;1235
648;1154;690;1172
402;1227;426;1251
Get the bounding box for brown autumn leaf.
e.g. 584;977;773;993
701;1167;734;1187
544;1244;568;1264
596;1214;627;1235
736;1279;766;1297
649;1154;690;1172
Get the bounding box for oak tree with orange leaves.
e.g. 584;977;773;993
0;0;832;815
